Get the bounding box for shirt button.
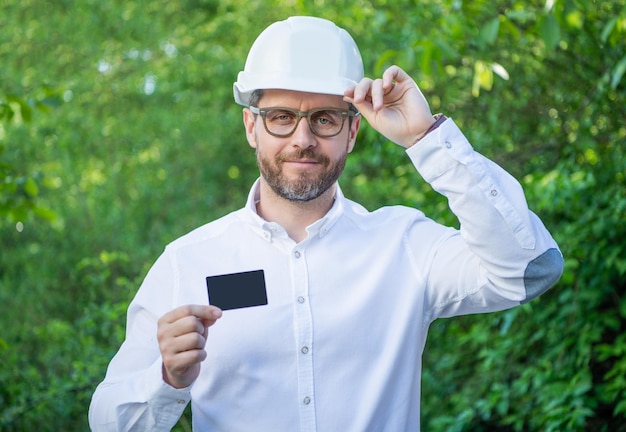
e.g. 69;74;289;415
445;141;452;148
491;189;498;196
177;399;186;404
301;346;309;354
303;396;311;405
297;296;305;304
294;251;301;258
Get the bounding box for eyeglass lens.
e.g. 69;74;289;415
262;108;348;137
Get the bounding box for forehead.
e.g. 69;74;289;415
259;89;348;109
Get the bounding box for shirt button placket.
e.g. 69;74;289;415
291;247;316;430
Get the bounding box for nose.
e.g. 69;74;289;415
289;116;317;149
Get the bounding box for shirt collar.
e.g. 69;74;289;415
243;178;345;241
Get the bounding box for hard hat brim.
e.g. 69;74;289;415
233;74;359;106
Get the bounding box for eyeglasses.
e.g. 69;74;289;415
249;106;359;138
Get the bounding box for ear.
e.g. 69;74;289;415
243;108;258;149
347;115;361;153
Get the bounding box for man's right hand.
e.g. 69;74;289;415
157;305;223;389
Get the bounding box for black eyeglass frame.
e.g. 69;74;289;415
249;106;360;138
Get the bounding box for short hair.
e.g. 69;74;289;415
248;89;264;108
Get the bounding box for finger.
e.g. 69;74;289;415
382;80;396;96
370;78;386;111
349;77;374;105
348;75;395;113
344;81;374;118
170;315;207;337
159;326;208;359
160;304;222;325
161;332;206;354
157;317;198;348
163;346;208;374
343;85;356;99
173;331;208;352
171;348;208;366
158;307;221;346
201;323;210;340
382;65;408;86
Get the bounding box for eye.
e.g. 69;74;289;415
267;109;296;124
311;110;341;127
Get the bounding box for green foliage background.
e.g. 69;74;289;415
1;0;625;430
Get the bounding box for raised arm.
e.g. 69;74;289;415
346;65;563;318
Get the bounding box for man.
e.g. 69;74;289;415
89;16;563;431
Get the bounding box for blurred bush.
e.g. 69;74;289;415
1;0;624;430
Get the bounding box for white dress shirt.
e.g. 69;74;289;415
89;118;563;431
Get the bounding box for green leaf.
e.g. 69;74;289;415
479;17;500;46
24;177;39;197
472;60;494;97
565;10;583;30
611;56;626;89
33;206;58;222
433;39;459;60
0;102;15;122
616;398;626;416
6;94;33;123
540;12;561;51
601;17;618;43
419;42;433;76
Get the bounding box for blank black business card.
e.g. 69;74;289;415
206;269;268;311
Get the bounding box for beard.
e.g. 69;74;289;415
256;145;348;202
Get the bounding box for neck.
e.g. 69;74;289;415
256;180;336;243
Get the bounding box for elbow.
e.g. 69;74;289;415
521;248;564;304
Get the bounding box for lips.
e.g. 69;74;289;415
285;158;318;164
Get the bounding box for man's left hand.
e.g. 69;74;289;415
344;65;435;148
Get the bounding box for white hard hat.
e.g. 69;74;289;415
233;16;364;106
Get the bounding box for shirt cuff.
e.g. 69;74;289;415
144;358;192;426
405;117;473;182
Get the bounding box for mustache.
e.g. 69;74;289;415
276;148;330;165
